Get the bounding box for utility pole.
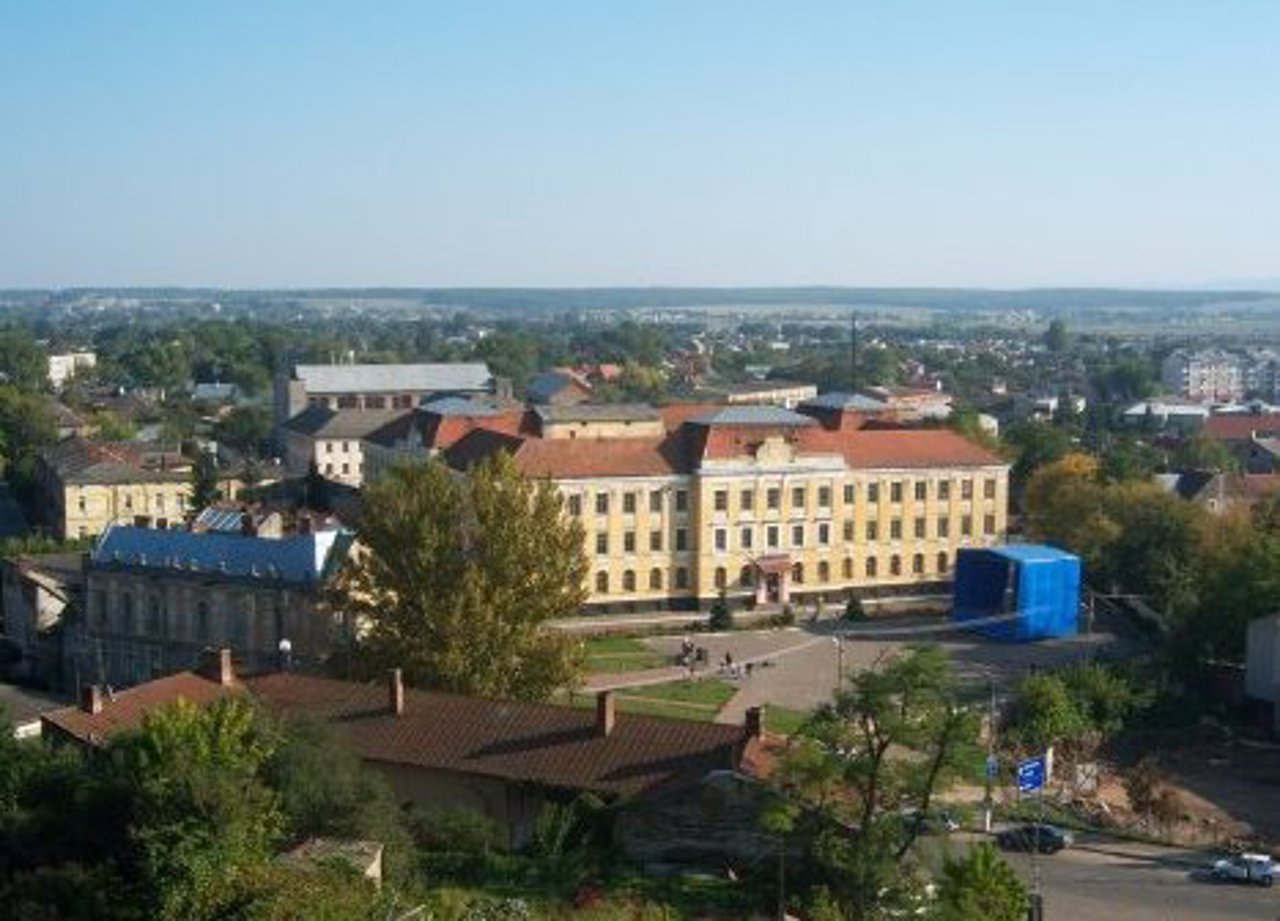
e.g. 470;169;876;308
850;311;860;393
984;675;996;833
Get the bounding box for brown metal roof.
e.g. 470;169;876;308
245;672;747;798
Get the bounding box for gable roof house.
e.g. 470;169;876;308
42;653;769;849
36;437;195;540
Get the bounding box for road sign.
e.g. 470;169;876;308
986;754;999;779
1017;755;1046;794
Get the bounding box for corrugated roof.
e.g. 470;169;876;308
802;392;889;412
40;437;189;485
692;406;817;427
282;406;407;439
421;396;511;417
42;672;241;743
294;363;492;395
91;525;346;585
41;669;753;800
246;672;747;798
535;403;661;424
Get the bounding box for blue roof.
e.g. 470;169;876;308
693;406;817;426
421;396;507;416
92;525;348;585
802;392;889;411
979;544;1079;564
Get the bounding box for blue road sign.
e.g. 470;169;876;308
986;755;999;779
1016;756;1046;794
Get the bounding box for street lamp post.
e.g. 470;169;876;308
831;635;844;694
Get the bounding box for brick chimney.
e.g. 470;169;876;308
388;668;404;716
80;684;103;715
199;648;235;686
745;705;765;739
595;690;616;737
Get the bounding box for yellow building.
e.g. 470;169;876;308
441;397;1008;612
37;438;195;540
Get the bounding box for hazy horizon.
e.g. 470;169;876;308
3;2;1278;289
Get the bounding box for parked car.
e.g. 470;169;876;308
996;823;1073;854
1210;853;1275;887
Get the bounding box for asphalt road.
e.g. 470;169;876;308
985;838;1277;921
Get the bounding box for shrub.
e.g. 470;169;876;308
844;595;867;622
708;590;734;631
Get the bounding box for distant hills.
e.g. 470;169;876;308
4;286;1280;316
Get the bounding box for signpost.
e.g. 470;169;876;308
1017;754;1048;915
1016;755;1046;794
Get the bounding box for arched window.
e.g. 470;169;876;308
120;593;135;634
843;557;854;579
866;557;878;578
146;595;162;635
912;553;925;575
622;570;636;592
739;565;754;587
818;561;830;583
937;551;950;574
595;571;609;594
791;562;804;584
649;568;663;590
890;555;902;576
714;567;727;589
196;600;210;642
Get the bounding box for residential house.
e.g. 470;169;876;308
525;369;594;405
280;406;405;487
36;438;194;540
47;351;97;391
42;654;767;849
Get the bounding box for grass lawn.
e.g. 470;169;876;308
582;635;668;674
763;705;812;737
566;677;737;722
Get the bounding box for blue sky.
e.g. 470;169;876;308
1;1;1277;288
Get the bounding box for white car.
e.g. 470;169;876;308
1211;853;1275;887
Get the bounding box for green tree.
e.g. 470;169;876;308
1005;672;1090;755
214;406;271;455
109;698;283;919
1043;319;1069;354
0;328;49;392
1005;422;1073;487
339;455;587;701
771;647;981;919
936;843;1029;921
190;451;221;515
1171;434;1238;473
264;716;414;883
708;589;733;630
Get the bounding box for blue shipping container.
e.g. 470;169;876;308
951;544;1081;641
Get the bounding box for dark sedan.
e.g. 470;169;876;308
997;823;1073;854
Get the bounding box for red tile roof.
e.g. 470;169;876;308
1203;414;1280;441
801;428;1003;469
41;672;240;744
245;673;747;798
441;401;1004;479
